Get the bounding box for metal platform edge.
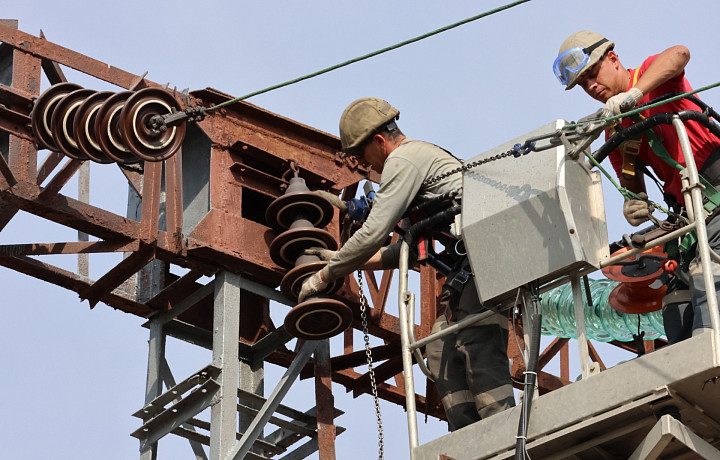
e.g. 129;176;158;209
415;332;720;460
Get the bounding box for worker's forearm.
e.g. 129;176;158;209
635;46;690;94
362;249;385;271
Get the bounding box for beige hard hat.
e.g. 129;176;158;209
556;31;614;90
339;97;399;157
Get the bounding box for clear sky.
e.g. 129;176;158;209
3;1;720;459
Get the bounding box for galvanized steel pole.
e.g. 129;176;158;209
672;116;720;360
398;240;419;458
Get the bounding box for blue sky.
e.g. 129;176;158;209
3;1;720;459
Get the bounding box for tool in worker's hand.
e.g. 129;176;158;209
561;108;610;160
346;182;375;222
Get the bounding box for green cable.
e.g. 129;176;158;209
565;82;720;222
583;150;682;222
565;80;720;130
206;0;532;111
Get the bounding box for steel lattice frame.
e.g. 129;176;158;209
0;20;653;459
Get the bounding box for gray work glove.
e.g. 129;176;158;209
603;87;643;116
298;269;330;303
623;192;654;226
303;247;338;261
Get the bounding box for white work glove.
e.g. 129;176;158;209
303;247;338;261
623;192;655;226
603;87;643;116
297;269;330;303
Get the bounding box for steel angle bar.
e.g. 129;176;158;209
172;425;276;460
628;414;720;460
0;152;17;190
167;427;210;460
277;436;319;460
275;428;360;460
162;319;214;350
133;364;221;419
250;327;295;368
145;268;209;309
81;245;155;307
36;151;65;186
227;340;320;460
0;240;139;256
235;402;315;438
264;407;344;449
158;360;212;460
132;378;220;450
145;281;215;326
238;274;295;307
184;418;287;456
0;22;144;89
0;253;152;316
38;158;84;198
237;387;321;430
0;103;31;142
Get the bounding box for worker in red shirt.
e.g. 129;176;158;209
554;31;720;343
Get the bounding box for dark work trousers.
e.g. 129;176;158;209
663;212;720;343
426;280;515;431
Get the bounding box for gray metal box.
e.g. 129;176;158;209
462;120;609;307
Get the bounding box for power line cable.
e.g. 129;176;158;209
207;0;533;111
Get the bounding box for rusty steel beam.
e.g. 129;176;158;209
139;161;162;244
351;356;404;398
537;337;570;372
0;22;147;90
81;246;156;308
39;30;68;85
0;149;16;189
1;180;143;241
191;88;377;191
0;240;139;256
299;343;400;380
0;254;153;317
164;151;183;253
314;341;336;460
0;87;32;142
38;157;83;198
36;151;65;185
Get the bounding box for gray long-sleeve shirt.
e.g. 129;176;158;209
325;138;463;280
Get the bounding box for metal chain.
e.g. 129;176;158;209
423;146;527;187
357;270;385;460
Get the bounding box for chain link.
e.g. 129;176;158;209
357;270;385;460
423;147;524;187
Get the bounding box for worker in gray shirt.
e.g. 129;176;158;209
299;97;515;431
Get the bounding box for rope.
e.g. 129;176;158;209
206;0;533;111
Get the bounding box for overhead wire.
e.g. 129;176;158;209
205;0;533;111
